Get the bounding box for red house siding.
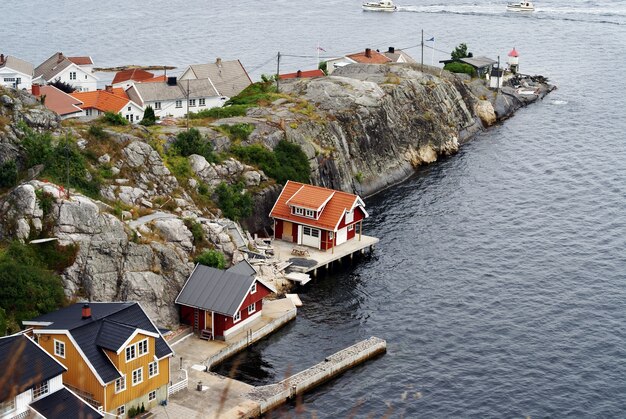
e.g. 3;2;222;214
336;207;365;230
180;305;205;330
274;219;283;239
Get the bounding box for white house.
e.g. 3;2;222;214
33;52;99;92
0;54;33;90
126;77;224;119
179;58;252;101
0;333;102;419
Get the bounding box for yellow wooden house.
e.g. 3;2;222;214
23;302;174;418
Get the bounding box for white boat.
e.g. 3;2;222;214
362;0;397;12
506;1;535;12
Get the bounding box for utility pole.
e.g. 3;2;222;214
497;55;501;95
186;79;190;130
421;29;424;71
276;52;281;93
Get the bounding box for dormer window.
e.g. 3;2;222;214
293;207;304;216
305;209;315;218
292;206;316;219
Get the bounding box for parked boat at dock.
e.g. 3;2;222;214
362;0;397;12
506;1;535;12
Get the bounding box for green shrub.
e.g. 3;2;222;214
184;219;204;245
128;406;138;418
218;123;254;142
21;128;53;167
87;124;108;140
451;43;471;60
189;105;248;119
172;128;216;162
35;190;54;216
140;106;156;126
225;81;277;107
165;155;193;179
443;62;476;77
0;160;18;188
0;241;65;334
37;241;79;273
102;111;129;126
318;61;328;75
215;181;252;221
194;249;226;269
198;182;209;195
231;140;310;185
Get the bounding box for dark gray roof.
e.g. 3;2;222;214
34;52;73;81
226;260;257;276
176;264;255;316
30;388;103;419
0;55;34;76
27;303;173;384
460;56;497;69
185;59;252;98
0;334;66;402
95;320;137;352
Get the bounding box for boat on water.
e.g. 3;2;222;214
362;0;397;12
506;1;535;12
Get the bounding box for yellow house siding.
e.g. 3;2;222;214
37;333;105;406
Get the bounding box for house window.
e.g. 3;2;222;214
247;303;256;315
189;99;196;107
0;398;15;415
250;283;257;294
148;390;156;401
116;406;125;416
138;339;148;356
3;78;15;82
54;339;65;358
127;106;131;111
303;226;320;238
85;109;93;116
154;102;161;110
125;345;136;362
149;361;159;378
32;382;49;400
305;209;315;218
69;72;76;80
348;224;354;231
233;311;241;323
293;207;304;216
115;376;126;393
346;209;354;224
132;367;143;386
175;100;182;108
199;98;206;106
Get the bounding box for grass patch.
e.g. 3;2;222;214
189;105;248;120
216;123;255;142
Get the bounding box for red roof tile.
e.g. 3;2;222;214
142;75;167;83
270;181;365;231
346;49;392;64
112;69;155;85
279;69;325;80
33;85;83;117
70;90;130;113
67;56;93;66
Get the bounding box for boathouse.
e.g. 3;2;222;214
269;180;369;251
175;261;276;340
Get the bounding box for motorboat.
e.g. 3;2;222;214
506;1;535;12
362;0;397;12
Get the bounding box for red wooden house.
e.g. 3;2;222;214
269;181;369;251
175;261;276;340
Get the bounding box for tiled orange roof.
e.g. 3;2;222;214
270;181;364;231
70;90;129;113
112;69;155;85
279;69;325;80
346;49;392;64
68;56;93;66
142;75;167;83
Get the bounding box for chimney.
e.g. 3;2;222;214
167;76;177;86
57;52;64;63
388;47;395;54
105;85;113;93
0;54;5;65
32;84;41;96
296;70;302;78
215;57;222;68
365;48;372;58
81;303;92;319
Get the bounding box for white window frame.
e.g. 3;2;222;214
116;405;125;416
0;398;15;415
293;207;304;216
149;361;159;378
132;367;143;386
345;209;354;224
189;99;196;107
247;303;256;315
233;311;241;323
125;345;136;362
148;390;156;401
115;375;126;393
154;101;161;110
54;339;65;358
69;72;76;80
348;224;354;231
138;339;148;356
175;100;182;108
32;382;49;400
199;98;206;106
250;283;257;294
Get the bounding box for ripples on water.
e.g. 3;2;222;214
4;0;626;417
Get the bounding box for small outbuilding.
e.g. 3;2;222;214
175;261;277;340
460;56;498;78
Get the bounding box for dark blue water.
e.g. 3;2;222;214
4;0;626;417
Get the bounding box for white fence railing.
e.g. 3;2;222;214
168;369;188;396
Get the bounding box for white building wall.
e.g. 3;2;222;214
122;101;145;123
4;390;33;418
53;65;98;92
49;375;63;393
325;57;354;74
0;68;33;90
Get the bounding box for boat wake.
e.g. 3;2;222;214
550;100;569;106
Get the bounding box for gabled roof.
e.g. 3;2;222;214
68;56;94;66
143;75;167;83
112;69;155;85
33;85;83;117
176;264;274;316
0;55;34;76
185;59;252;98
383;49;417;64
25;303;174;384
35;52;74;81
270;180;367;231
182;78;219;98
0;334;66;402
346;49;392;64
30;387;103;419
226;259;257;276
279;69;325;80
460;56;497;69
126;82;183;105
95;320;140;352
70;89;131;113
